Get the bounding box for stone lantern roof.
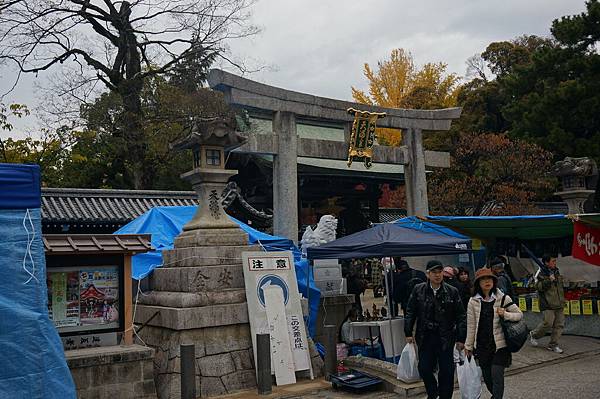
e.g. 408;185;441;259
169;117;247;152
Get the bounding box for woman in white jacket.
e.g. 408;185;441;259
465;268;522;399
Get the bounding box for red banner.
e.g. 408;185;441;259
572;221;600;267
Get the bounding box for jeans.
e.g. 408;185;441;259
481;363;505;399
532;308;565;346
418;333;455;399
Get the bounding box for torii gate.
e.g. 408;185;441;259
208;69;462;241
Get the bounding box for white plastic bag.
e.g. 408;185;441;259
396;343;420;382
456;355;482;399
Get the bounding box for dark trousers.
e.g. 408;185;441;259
481;363;505;399
418;333;455;399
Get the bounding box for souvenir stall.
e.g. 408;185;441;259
426;214;600;338
307;221;473;362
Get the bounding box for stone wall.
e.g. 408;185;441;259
138;324;257;398
66;345;156;399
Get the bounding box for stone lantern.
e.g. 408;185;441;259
552;156;598;213
170;117;248;246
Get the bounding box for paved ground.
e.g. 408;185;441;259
289;335;600;399
290;352;600;399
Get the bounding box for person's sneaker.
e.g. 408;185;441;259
547;345;564;354
529;331;539;347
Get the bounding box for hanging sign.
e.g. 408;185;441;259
242;251;312;382
572;221;600;267
518;297;527;311
582;300;593;315
570;300;581;315
563;301;570;315
346;108;386;168
531;297;540;312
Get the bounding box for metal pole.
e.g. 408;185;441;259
323;325;337;380
385;258;397;364
180;343;196;399
470;252;477;275
256;333;272;395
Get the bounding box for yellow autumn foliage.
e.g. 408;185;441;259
352;49;460;146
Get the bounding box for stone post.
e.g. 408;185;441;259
273;111;299;242
403;128;429;216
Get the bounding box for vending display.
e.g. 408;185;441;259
47;265;121;334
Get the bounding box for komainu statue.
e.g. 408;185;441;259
300;215;338;257
551;157;597;177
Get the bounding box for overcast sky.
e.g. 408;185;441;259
0;0;588;136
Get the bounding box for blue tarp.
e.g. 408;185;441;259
0;166;75;398
115;206;321;336
307;222;472;260
392;216;469;239
0;163;41;209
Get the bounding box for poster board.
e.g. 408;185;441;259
242;251;312;380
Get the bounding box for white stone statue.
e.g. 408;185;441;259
300;215;338;257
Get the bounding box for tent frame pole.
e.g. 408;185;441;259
384;258;397;364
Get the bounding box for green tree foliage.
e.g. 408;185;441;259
0;0;257;189
59;75;236;189
502;2;600;160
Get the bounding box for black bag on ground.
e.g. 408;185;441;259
500;294;529;353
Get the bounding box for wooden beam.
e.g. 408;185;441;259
123;255;134;345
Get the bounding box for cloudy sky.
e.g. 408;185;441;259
0;0;588;136
224;0;586;99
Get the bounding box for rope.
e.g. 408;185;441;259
22;209;39;284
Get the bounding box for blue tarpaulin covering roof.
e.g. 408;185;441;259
115;206;321;336
392;216;469;239
0;164;75;398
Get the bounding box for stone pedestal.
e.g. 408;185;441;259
554;189;595;214
136;237;261;398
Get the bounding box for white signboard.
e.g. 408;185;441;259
242;251;312;382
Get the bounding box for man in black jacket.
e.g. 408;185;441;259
404;260;467;399
392;258;426;315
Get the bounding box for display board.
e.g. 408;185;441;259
46;265;122;334
242;251;312;382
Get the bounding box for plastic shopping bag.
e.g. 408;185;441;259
456;355;482;399
396;343;420;382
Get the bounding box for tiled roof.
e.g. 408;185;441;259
41;188;198;224
44;234;152;254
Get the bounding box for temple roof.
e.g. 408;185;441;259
42;188;198;224
41;185;272;229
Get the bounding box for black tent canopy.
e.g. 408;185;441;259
306;223;472;260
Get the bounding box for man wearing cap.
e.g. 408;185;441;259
490;257;515;300
404;260;467;399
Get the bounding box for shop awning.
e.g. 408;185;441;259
425;214;600;241
306;222;472;260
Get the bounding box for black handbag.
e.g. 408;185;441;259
499;295;529;353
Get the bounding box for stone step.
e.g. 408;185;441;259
174;228;249;248
134;303;249;330
341;356;426;397
162;245;260;267
137;289;247;308
151;264;245;292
